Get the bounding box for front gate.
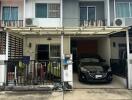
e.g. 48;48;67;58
5;59;61;86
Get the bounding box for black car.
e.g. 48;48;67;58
78;55;112;83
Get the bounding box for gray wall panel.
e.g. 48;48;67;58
63;0;79;27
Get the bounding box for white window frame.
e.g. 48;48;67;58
2;6;19;20
35;3;60;18
80;6;96;21
115;2;132;18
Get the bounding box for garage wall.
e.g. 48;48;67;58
63;0;79;27
23;36;70;60
98;37;111;65
110;37;126;59
110;37;132;59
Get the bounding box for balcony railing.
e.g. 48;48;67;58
80;20;106;27
0;20;23;27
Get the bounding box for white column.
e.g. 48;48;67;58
107;0;110;26
60;0;63;27
5;32;9;60
23;0;26;27
61;32;64;82
5;32;9;85
107;37;111;65
126;29;131;89
0;32;9;86
114;0;116;19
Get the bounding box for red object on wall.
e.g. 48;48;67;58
77;40;97;56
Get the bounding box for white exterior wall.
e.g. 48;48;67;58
23;36;70;60
97;37;111;65
0;0;24;20
110;37;132;59
25;0;62;27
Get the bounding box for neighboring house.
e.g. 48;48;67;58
0;0;132;89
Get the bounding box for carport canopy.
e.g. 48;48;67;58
4;26;132;89
4;26;128;36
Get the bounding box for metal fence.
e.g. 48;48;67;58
80;19;106;27
5;59;61;86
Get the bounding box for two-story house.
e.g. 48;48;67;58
0;0;132;89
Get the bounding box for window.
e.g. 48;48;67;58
116;3;129;18
80;7;87;21
48;4;60;18
2;7;18;20
35;3;47;18
80;6;96;21
88;7;96;20
50;45;60;58
35;3;60;18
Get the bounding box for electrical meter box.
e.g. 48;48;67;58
62;54;73;83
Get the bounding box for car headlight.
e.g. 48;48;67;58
80;67;87;72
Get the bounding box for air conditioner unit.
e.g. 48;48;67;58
25;18;33;26
114;18;125;26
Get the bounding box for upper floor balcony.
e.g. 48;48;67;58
1;0;132;28
0;0;62;28
79;1;107;27
0;0;24;27
25;0;62;27
63;0;108;27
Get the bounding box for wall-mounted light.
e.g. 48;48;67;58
47;32;52;40
113;42;116;47
47;37;52;40
29;42;32;48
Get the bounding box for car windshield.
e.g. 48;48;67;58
80;61;104;71
80;58;99;63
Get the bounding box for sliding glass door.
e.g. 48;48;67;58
80;6;96;21
2;7;18;20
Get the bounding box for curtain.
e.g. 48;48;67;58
88;7;95;20
116;3;129;18
2;7;10;20
11;7;18;20
80;7;87;20
2;7;18;20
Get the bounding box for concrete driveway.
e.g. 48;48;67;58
0;89;132;100
73;73;127;89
